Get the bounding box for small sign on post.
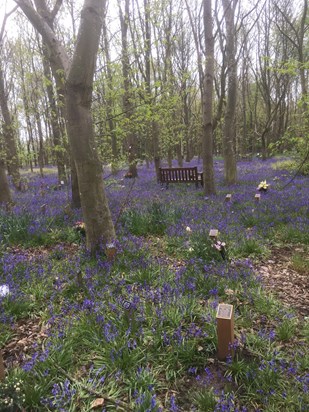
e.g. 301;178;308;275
106;243;117;261
225;194;232;202
209;229;219;239
255;194;261;202
216;303;234;361
0;350;5;381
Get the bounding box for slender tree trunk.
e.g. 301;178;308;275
119;0;138;177
19;58;35;170
102;3;118;174
168;149;173;167
0;65;20;188
0;159;12;205
32;0;79;200
203;0;216;195
41;50;66;182
222;0;238;184
35;111;44;177
176;143;183;167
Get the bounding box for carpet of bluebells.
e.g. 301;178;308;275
0;158;308;411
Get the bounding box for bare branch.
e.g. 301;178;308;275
0;5;18;42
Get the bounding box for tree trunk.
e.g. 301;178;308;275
202;0;216;195
65;1;116;250
66;85;115;249
35;111;44;177
0;159;12;205
222;0;238;185
70;161;81;209
102;5;118;174
0;65;20;188
176;143;183;167
15;0;116;253
119;0;138;178
168;149;173;167
41;50;66;182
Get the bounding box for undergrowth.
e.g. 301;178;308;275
0;159;308;411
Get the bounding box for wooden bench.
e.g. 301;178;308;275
159;167;203;188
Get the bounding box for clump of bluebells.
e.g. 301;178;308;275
41;379;76;411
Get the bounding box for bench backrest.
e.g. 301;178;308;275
159;167;198;182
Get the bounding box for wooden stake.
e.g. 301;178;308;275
106;243;117;261
216;303;234;361
0;350;5;381
225;194;232;202
255;194;261;202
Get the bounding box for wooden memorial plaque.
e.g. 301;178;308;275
216;303;234;361
255;194;261;202
209;229;219;239
225;194;232;202
106;243;117;261
0;350;5;381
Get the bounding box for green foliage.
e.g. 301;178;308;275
0;375;26;411
276;225;309;244
0;211;81;248
1;295;36;321
231;237;267;258
290;251;309;274
186;231;226;262
276;317;298;342
270;126;309;175
0;212;33;245
122;201;181;236
191;388;217;411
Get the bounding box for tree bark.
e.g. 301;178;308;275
0;159;12;205
222;0;238;184
102;1;118;174
202;0;216;195
41;48;66;182
15;0;116;252
0;65;20;188
119;0;138;178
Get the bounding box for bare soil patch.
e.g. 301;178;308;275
257;246;309;318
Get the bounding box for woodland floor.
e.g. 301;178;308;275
2;244;308;373
257;246;309;318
